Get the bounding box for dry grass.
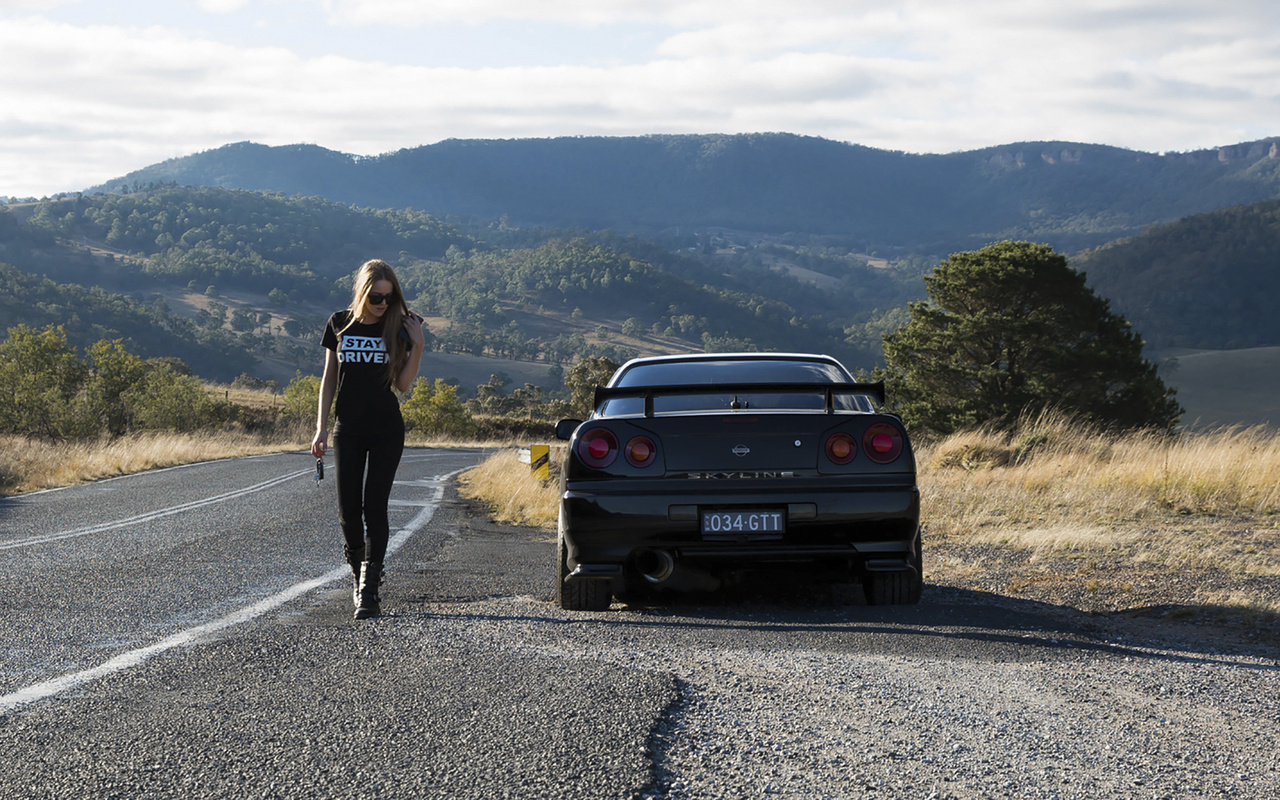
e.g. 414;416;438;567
0;432;298;495
923;411;1280;530
919;411;1280;620
456;446;561;530
457;414;1280;625
205;384;285;412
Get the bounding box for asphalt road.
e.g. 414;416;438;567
2;448;1278;799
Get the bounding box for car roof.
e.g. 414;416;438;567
615;352;845;370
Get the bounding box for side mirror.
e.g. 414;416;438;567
555;419;582;441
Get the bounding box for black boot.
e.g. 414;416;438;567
345;547;365;611
355;561;382;620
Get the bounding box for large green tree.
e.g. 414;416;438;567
881;241;1182;433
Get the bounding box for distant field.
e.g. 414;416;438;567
1159;346;1280;429
416;350;555;391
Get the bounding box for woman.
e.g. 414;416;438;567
311;259;425;620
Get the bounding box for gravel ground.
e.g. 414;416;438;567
399;495;1280;800
415;589;1280;800
926;533;1280;637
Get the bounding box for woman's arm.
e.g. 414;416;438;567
311;348;339;458
394;314;426;394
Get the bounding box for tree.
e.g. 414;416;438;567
230;308;256;333
83;338;149;435
0;326;235;439
0;325;96;439
881;241;1182;433
468;373;517;416
565;356;619;417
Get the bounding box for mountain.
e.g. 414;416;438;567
1075;198;1280;351
9;134;1280;428
87;134;1280;253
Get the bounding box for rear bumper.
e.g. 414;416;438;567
560;476;920;574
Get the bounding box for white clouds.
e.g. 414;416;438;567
198;0;250;13
2;1;1279;197
324;0;650;27
323;0;790;27
0;0;80;9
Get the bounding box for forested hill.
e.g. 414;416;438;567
1075;199;1280;351
87;134;1280;253
2;185;899;382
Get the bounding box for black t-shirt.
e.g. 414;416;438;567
322;310;401;430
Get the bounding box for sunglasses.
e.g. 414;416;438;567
367;292;396;306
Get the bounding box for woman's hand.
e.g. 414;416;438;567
402;311;425;348
394;311;428;393
311;430;328;459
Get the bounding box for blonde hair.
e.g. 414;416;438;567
342;259;411;387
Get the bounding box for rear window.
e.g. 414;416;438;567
614;358;851;387
601;358;873;416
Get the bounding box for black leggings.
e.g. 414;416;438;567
333;422;405;564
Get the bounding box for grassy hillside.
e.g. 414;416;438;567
1160;347;1280;429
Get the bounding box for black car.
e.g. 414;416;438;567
553;353;921;611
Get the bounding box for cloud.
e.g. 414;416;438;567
198;0;250;13
0;0;81;9
1;1;1279;196
322;0;784;27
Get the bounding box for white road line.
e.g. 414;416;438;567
0;469;462;715
0;469;311;552
10;451;303;498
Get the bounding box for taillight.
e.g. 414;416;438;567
863;423;904;463
578;428;619;469
625;436;657;468
824;432;857;465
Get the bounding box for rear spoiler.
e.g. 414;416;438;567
593;380;886;417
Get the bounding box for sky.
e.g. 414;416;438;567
3;0;1279;199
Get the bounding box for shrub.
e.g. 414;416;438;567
402;377;476;438
0;325;95;440
122;367;234;432
283;372;323;423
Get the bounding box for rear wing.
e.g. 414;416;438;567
593;380;886;417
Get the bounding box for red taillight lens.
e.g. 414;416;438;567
578;428;619;469
824;432;857;465
863;423;904;463
625;436;657;468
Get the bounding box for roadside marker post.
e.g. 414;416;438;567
530;444;550;481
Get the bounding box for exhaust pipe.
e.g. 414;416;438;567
636;550;676;584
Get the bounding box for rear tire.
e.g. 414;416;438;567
556;538;611;611
863;537;923;605
863;570;921;605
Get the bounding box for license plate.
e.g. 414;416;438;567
700;509;786;537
